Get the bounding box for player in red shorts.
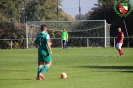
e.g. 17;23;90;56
116;28;124;57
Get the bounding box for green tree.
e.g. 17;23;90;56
88;0;133;46
98;0;115;4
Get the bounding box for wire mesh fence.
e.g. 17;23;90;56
0;37;133;49
1;21;132;49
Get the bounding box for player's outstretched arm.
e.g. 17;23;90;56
47;42;52;55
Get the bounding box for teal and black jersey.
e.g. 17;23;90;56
34;32;50;55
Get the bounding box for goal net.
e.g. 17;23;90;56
26;20;110;48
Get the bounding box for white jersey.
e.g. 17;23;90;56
46;34;50;40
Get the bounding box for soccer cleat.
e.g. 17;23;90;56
119;53;124;57
39;73;45;80
119;55;123;57
36;77;41;80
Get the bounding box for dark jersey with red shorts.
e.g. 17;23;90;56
117;31;124;43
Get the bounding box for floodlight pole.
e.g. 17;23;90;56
79;0;81;20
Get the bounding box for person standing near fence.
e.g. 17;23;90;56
116;28;124;57
34;24;52;80
61;29;68;49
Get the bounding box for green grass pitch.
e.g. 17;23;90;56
0;48;133;88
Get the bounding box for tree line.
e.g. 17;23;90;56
0;0;75;49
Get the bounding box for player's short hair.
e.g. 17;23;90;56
63;29;66;31
41;24;47;31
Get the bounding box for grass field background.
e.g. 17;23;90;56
0;48;133;88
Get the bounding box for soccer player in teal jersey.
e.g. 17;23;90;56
34;24;52;80
61;29;68;49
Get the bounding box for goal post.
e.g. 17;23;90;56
26;20;109;48
104;20;107;47
26;22;28;49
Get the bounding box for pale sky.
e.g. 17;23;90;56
61;0;133;18
61;0;98;17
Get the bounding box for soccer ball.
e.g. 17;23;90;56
61;72;67;79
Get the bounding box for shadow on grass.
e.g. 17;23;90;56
74;65;133;73
0;78;33;80
0;70;29;72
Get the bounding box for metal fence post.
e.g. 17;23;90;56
26;22;28;48
61;39;62;48
11;39;12;50
114;38;115;48
87;37;89;47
